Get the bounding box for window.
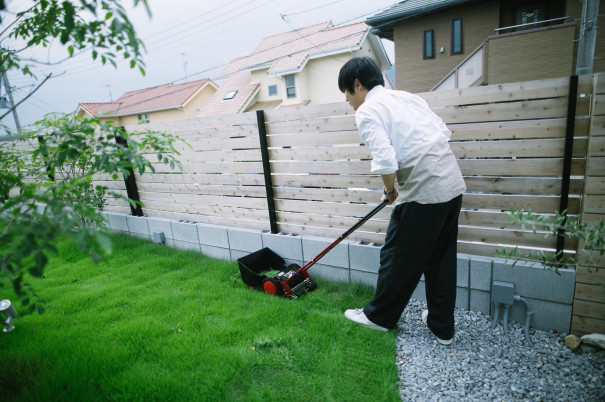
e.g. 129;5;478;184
423;29;435;59
223;90;238;100
137;113;150;123
451;18;463;55
268;85;278;96
284;74;296;98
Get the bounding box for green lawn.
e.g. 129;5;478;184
0;233;400;401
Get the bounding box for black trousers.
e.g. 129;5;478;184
363;195;462;339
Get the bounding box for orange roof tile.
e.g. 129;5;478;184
78;79;216;116
196;71;259;117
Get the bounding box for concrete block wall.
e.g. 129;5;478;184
102;212;576;333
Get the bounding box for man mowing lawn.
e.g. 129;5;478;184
338;57;466;345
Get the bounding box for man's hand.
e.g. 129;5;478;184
381;188;398;205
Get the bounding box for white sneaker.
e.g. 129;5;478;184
422;309;453;345
344;309;389;332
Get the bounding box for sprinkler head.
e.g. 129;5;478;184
0;299;18;332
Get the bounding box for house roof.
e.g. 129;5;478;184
196;64;260;117
220;20;371;77
77;78;216;117
366;0;482;40
198;20;377;117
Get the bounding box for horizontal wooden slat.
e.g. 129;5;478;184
160;124;259;140
584;176;605;194
574;283;605;303
270;160;371;175
449;118;589;141
263;101;354;122
575;266;605;284
149;161;264;174
464;176;583;195
458;158;585;177
588;136;605;156
134;173;266;186
275;221;386;244
586;156;605;176
450;138;586;158
591;115;605;136
593;94;605;115
138;192;267;210
435;98;572;125
143;209;268;231
269;145;369;162
266;114;357;134
458;226;575;250
583;195;605;214
141;200;269;221
271;175;584;196
267;130;361;147
136;183;266;198
456;241;570;261
420;75;593;107
572;299;605;320
272;174;380;189
179;149;262;163
274;187;378;203
275;199;392;220
571;315;605;335
125;112;258;133
462;193;581;214
276;210;389;235
174;136;260;151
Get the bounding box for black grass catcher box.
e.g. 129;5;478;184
237;247;316;298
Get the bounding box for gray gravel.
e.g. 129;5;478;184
396;299;605;401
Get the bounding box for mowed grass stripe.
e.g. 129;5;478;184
0;233;400;401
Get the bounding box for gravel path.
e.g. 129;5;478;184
395;299;605;401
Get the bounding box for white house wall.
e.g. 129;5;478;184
251;68;283;103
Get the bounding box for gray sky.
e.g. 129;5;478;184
1;0;396;131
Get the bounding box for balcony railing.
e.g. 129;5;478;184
494;16;569;34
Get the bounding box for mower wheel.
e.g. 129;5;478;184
307;281;317;291
262;278;282;296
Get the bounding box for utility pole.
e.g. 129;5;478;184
1;72;21;131
576;0;600;75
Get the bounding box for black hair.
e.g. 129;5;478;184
338;56;384;93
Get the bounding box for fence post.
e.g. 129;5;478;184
256;110;278;234
556;75;579;258
115;127;143;217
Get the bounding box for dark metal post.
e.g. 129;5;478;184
115;128;143;217
256;110;278;233
556;75;579;259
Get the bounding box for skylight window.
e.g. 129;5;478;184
223;90;238;100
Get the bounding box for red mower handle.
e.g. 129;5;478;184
297;200;389;274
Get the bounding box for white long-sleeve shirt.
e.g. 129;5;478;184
355;85;466;204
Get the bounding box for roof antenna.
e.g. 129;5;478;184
181;52;189;82
104;84;113;101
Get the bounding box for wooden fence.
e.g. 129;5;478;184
573;74;605;336
110;75;594;261
4;74;603;335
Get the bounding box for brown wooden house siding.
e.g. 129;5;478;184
389;0;604;93
393;2;498;93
